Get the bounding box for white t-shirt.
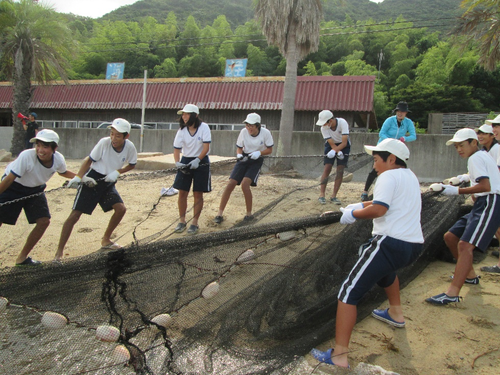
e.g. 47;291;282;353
236;127;274;154
89;137;138;175
488;143;500;167
372;168;424;243
320;118;350;144
5;149;67;188
173;122;211;157
468;150;500;197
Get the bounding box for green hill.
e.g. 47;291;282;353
100;0;463;33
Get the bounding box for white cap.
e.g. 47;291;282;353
177;104;199;115
364;138;410;161
476;124;493;134
30;129;59;145
109;118;131;133
243;113;261;124
446;128;478;146
485;114;500;126
316;110;334;126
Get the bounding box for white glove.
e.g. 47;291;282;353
345;202;364;210
340;207;357;225
327;149;336;158
104;170;120;183
337;151;344;160
457;174;470;183
441;184;459;196
176;162;187;169
67;176;81;189
188;158;200;169
82;175;97;187
249;151;261;160
236;154;243;159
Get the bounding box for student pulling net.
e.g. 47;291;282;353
0;154;465;374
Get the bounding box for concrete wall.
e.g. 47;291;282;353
0;127;467;182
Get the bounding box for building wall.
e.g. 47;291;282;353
0;128;465;181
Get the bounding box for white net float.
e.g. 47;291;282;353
429;183;443;192
112;345;130;363
41;311;68;329
202;281;220;299
277;231;298;241
236;249;255;263
0;297;8;312
151;313;172;328
96;325;120;342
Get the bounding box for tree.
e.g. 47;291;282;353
0;0;76;155
255;0;322;157
455;0;500;71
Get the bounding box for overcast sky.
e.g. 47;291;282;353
46;0;140;18
46;0;384;19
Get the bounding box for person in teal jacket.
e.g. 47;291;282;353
361;101;417;201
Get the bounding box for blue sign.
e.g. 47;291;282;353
106;63;125;80
225;59;247;77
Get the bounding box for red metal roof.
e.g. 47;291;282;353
0;76;375;112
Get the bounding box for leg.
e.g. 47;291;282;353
363;168;378;193
217;179;238;216
384;275;404;322
332;301;356;368
444;231;476;279
240;177;253;216
101;203;126;247
16;217;50;264
192;191;204;226
447;240;476;296
55;210;83;260
319;164;333;198
177;190;189;223
331;165;345;199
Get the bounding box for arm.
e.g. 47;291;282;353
58;170;76;179
353;202;388;220
0;173;16;196
457;177;490;195
173;148;182;163
75;157;92;178
378;118;392;142
118;164;135;174
197;143;210;160
261;146;273;156
403;119;417;142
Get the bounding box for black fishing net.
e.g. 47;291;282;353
0;154;466;374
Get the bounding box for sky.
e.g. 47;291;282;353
46;0;140;18
46;0;384;19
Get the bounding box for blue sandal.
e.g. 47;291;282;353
310;348;350;368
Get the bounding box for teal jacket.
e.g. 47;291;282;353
378;116;416;144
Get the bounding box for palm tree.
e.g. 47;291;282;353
254;0;322;157
455;0;500;71
0;0;76;155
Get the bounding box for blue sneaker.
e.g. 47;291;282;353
371;308;405;328
310;348;334;365
318;197;326;205
330;197;341;205
425;293;461;305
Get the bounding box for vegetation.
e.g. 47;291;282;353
0;0;75;155
1;0;499;132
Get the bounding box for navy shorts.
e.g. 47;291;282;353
338;235;423;305
173;156;211;193
73;169;123;215
229;156;264;186
0;181;49;225
448;194;500;252
324;143;350;167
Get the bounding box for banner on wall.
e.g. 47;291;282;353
224;59;247;77
106;63;125;80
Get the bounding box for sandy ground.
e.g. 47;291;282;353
1;157;500;374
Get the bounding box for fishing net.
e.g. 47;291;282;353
0;153;466;374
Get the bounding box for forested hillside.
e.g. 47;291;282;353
3;0;497;128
